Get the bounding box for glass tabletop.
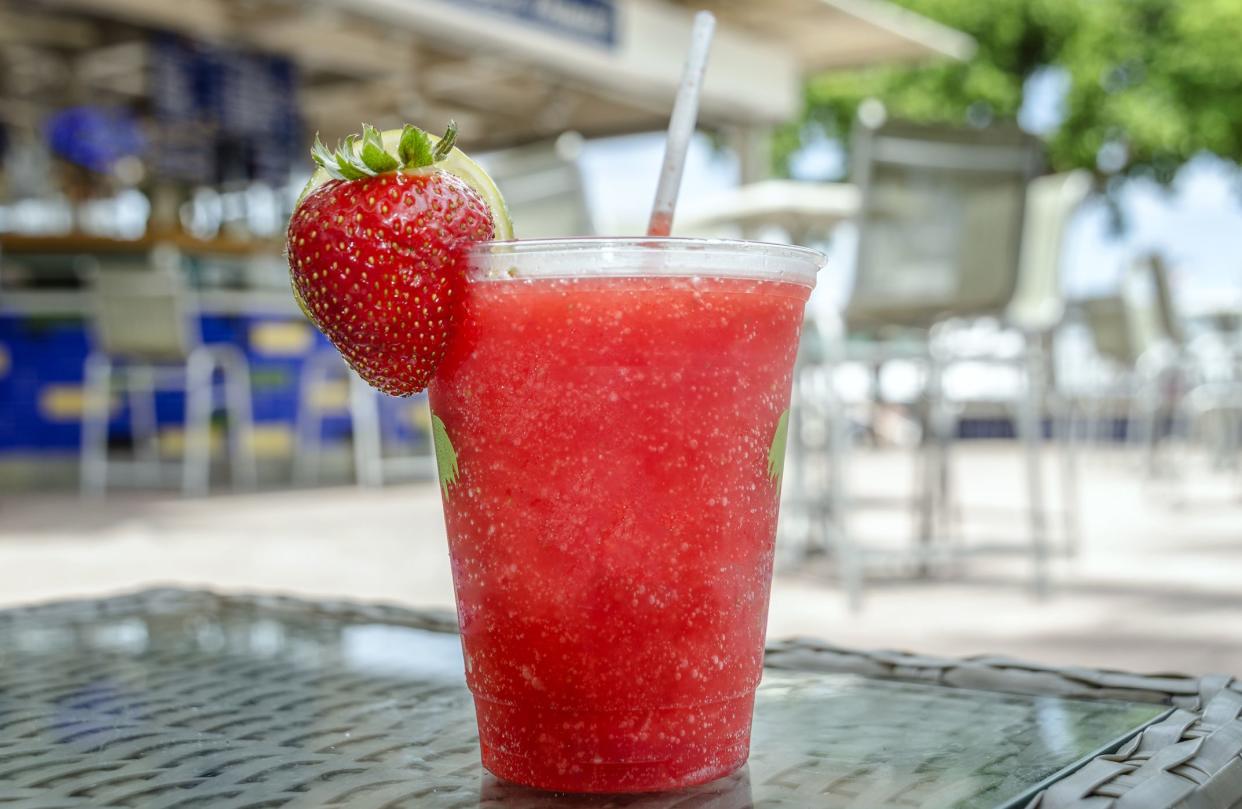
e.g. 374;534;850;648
0;591;1166;808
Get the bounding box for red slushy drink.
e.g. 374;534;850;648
429;238;820;792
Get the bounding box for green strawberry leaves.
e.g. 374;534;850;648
310;136;338;176
431;414;460;498
311;121;460;181
398;124;433;168
335;135;371;180
432;121;458;162
360;124;399;173
768;408;790;485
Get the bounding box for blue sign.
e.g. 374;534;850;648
446;0;616;48
149;35;300;184
45;107;146;173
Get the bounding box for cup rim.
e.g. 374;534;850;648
468;236;825;288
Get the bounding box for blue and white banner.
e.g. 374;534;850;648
444;0;616;47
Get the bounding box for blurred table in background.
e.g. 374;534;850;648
679;180;859;242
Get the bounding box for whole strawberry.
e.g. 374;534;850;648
286;122;502;395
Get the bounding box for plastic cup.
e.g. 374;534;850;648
429;237;822;793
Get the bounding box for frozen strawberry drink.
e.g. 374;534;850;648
284;120;821;793
428;238;821;792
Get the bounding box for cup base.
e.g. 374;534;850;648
473;692;754;793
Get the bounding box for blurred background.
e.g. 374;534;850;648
2;0;1241;676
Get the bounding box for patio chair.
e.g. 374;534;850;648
844;120;1040;333
1121;254;1187;473
1076;294;1136;444
997;170;1094;556
779;316;851;573
1121;253;1242;485
1183;309;1242;476
293;351;435;487
80;245;256;497
820;119;1089;605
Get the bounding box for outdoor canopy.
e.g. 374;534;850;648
35;0;974;147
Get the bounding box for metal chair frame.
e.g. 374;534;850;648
79;248;256;497
801;119;1090;608
293;352;435;487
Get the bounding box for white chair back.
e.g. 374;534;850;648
846;119;1042;331
1123;253;1181;357
1082;295;1135;366
1006;170;1093;333
91;244;197;361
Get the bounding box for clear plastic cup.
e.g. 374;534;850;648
429;238;823;792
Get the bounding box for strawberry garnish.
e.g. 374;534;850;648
286;123;495;396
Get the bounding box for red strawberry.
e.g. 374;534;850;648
286;123;495;395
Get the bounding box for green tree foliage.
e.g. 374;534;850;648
778;0;1242;186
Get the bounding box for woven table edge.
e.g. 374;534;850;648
4;587;1240;809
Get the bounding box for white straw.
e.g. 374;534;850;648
647;10;716;237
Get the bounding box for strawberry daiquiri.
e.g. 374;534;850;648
285;125;823;793
429;240;819;792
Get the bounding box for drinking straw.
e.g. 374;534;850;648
647;10;716;237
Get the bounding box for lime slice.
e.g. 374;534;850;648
298;128;513;240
